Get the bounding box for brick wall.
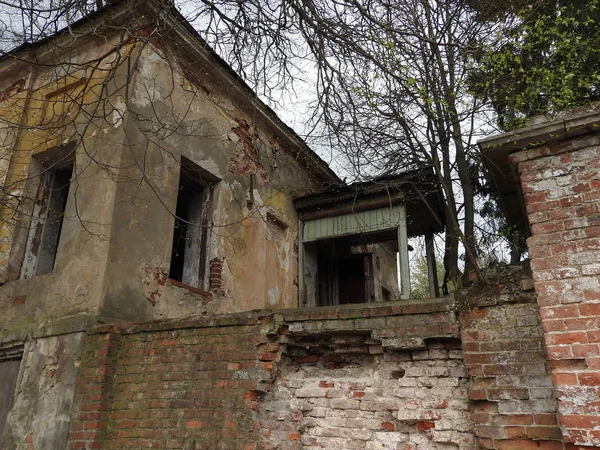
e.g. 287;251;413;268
513;133;600;449
68;315;275;449
459;264;562;450
65;291;571;449
67;299;470;449
259;337;474;449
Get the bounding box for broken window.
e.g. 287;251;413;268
0;346;23;450
20;150;74;279
169;158;214;289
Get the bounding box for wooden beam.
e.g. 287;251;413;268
297;194;404;221
298;220;305;307
425;232;440;298
398;205;411;299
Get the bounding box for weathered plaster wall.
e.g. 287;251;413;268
0;36;130;335
100;43;328;322
511;132;600;449
3;332;84;450
0;34;335;335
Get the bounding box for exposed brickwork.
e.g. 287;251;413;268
64;293;576;449
68;315;274;449
209;257;224;293
459;265;562;449
67;300;466;449
68;332;122;449
260;337;474;449
512;133;600;448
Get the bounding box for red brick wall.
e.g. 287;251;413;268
67;300;467;449
68;315;277;450
459;266;562;450
65;284;586;449
68;332;121;449
513;134;600;449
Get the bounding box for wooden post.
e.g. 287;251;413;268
425;232;440;298
298;220;305;307
398;205;411;299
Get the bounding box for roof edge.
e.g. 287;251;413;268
0;0;342;188
478;106;600;239
479;108;600;153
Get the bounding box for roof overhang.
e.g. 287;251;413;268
479;106;600;238
295;167;445;238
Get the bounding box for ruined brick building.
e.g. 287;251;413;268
0;0;599;449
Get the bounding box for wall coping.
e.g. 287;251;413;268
89;296;456;336
479;107;600;153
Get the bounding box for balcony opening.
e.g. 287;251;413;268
295;169;445;307
305;233;399;306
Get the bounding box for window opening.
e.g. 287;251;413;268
21;158;73;279
338;254;372;305
169;158;212;289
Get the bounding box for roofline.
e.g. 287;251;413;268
152;1;342;186
479;107;600;152
0;0;126;64
0;0;342;187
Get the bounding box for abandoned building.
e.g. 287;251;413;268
0;0;599;449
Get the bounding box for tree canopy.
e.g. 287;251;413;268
470;0;600;130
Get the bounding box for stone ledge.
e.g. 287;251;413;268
0;314;94;344
277;295;455;323
87;296;457;345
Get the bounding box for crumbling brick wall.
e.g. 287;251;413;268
511;133;600;449
68;315;275;450
459;264;562;450
66;288;565;450
259;337;474;449
68;300;474;449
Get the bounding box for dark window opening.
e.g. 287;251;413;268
0;346;23;450
169;158;213;289
312;237;379;306
338;255;372;305
302;231;403;307
21;160;73;279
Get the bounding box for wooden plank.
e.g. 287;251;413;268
20;170;54;279
182;189;204;287
302;205;404;242
297;193;404;220
36;167;71;276
425;232;440;298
